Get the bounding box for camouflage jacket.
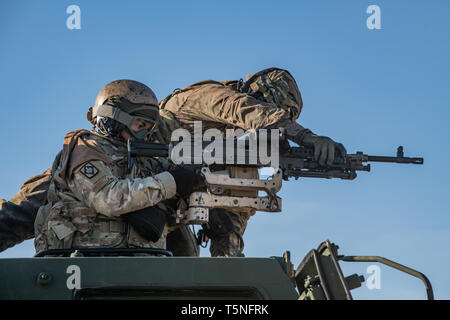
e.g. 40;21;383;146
0;170;51;252
159;79;305;142
34;130;177;254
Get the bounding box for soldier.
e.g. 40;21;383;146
0;170;51;252
33;80;200;254
159;67;347;257
0;120;200;256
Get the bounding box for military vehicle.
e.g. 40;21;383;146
0;239;433;300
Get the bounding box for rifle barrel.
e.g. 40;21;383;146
367;155;424;164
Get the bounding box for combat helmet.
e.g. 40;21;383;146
241;68;303;120
87;79;160;140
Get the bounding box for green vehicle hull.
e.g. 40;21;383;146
0;240;432;300
0;256;298;300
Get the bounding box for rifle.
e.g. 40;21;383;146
127;135;423;225
280;145;423;180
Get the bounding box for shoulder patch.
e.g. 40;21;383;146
80;162;99;179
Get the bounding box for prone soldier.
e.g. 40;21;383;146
158;67;347;256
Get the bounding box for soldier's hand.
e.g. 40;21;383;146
302;134;347;166
169;167;200;197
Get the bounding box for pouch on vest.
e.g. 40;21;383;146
34;201;76;252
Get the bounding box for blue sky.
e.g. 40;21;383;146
0;0;449;299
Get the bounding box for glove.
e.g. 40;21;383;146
169;167;200;197
302;133;347;166
121;206;167;242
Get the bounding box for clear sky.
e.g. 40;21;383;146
0;0;449;300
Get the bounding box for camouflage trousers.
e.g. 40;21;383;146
209;210;254;257
209;166;258;257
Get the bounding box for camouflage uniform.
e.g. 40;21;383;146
34;130;177;254
0;109;199;256
160;68;304;257
160;82;304;139
0;170;51;252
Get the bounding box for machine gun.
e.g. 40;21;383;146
128;137;283;225
127;134;423;225
280;145;423;180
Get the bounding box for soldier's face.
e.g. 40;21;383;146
122;118;153;141
131;118;152;133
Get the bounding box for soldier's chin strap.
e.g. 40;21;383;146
92;104;157;140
